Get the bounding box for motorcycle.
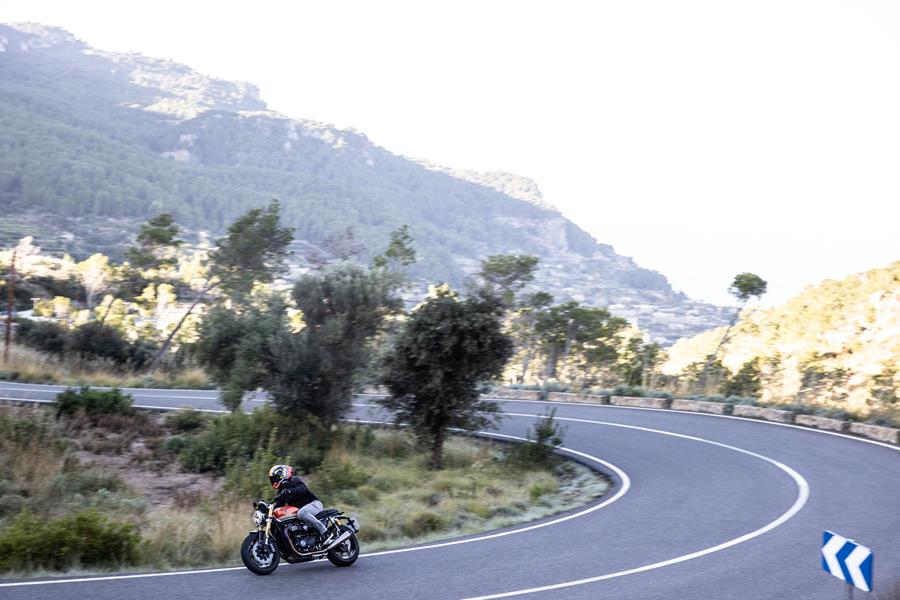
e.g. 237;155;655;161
240;500;361;575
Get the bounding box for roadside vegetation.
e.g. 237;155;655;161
5;206;895;427
2;203;897;578
0;402;606;575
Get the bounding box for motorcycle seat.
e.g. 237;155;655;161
315;508;341;520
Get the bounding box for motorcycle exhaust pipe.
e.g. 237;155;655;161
323;530;352;551
289;530;353;557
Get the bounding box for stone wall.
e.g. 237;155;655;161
730;405;795;423
794;415;849;432
848;423;900;444
670;399;732;415
609;396;671;409
546;392;608;404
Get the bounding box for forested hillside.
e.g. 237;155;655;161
0;22;730;342
663;262;900;420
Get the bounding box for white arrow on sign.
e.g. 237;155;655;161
822;533;846;581
821;530;873;592
845;545;872;592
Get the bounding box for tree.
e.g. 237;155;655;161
729;273;768;303
615;335;663;388
703;272;767;385
534;301;627;383
722;358;762;398
308;226;363;269
148;201;293;370
194;298;288;411
125;213;182;271
76;254;111;314
269;264;402;425
509;291;554;383
378;288;513;469
196;263;401;418
373;224;416;272
208;201;294;299
476;254;539;306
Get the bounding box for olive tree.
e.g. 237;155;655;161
378;288;513;469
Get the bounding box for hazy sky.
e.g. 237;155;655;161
3;1;899;305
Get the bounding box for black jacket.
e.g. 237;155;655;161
273;476;320;508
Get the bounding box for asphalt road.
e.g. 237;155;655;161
1;382;898;599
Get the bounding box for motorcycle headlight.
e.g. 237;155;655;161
253;510;265;527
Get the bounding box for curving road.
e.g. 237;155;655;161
1;382;899;599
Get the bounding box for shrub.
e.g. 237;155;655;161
401;510;447;537
529;475;557;502
177;408;280;474
42;469;124;500
506;409;566;469
316;458;370;495
0;510;139;573
55;386;133;419
611;385;672;399
164;409;207;433
222;434;287;501
66;322;132;365
370;430;413;459
174;407;329;475
15;319;69;357
125;338;160;370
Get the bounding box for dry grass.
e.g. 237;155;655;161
297;430;609;550
0;344;211;388
1;408;608;575
0;405;68;494
140;504;248;567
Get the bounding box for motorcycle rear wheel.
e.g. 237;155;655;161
241;533;280;575
327;525;360;567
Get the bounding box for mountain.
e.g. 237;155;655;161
0;22;731;343
663;262;900;416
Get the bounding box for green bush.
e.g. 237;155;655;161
43;469;124;500
164;409;207;433
222;433;287;501
55;387;133;419
611;385;673;399
401;510;447;537
506;409;566;469
0;510;139;573
316;458;370;495
177;408;281;474
15;319;69;357
66;322;132;365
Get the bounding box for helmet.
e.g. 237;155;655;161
268;464;293;489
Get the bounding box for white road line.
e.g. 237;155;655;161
487;397;900;454
0;384;218;394
458;411;811;600
0;411;811;593
346;409;814;598
0;420;631;588
348;423;631;558
0;398;228;414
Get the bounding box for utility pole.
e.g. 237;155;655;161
4;249;16;362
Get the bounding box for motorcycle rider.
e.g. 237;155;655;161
268;464;337;548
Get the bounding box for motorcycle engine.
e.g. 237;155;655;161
287;523;318;551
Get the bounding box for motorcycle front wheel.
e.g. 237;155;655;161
241;533;280;575
327;525;360;567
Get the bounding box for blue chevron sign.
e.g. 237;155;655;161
822;531;873;592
